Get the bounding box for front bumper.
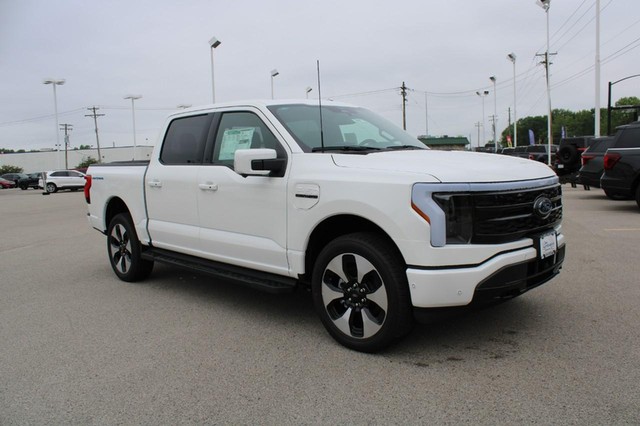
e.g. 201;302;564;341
406;234;565;309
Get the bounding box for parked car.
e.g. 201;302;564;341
18;172;43;190
1;172;29;186
526;144;558;164
577;137;614;188
0;177;16;189
499;147;515;155
39;170;86;193
601;121;640;202
511;145;529;158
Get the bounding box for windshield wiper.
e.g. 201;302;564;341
383;145;426;151
311;145;381;152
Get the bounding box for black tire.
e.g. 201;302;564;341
20;185;28;190
45;182;57;193
311;232;413;352
558;145;578;165
107;213;153;282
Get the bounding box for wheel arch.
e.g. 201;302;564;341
104;197;131;230
302;214;406;284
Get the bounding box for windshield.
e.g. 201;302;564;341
267;104;426;153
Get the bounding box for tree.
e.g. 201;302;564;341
0;165;24;174
76;156;99;169
500;96;640;145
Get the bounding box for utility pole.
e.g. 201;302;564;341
400;82;408;130
85;106;105;162
536;51;556;149
475;122;482;150
59;123;73;169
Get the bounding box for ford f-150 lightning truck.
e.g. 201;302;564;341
85;100;565;352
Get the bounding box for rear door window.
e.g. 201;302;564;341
160;114;212;165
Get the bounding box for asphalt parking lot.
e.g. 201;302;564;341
1;186;639;424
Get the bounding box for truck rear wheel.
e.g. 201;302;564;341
107;213;153;282
311;232;413;352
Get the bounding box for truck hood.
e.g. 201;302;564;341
332;150;556;183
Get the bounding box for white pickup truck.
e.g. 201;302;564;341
85;100;565;352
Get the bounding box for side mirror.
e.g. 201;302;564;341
235;149;283;176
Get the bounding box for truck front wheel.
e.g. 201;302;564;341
107;213;153;282
311;233;413;352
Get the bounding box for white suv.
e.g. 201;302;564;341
40;170;86;193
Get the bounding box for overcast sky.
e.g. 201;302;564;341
1;0;638;152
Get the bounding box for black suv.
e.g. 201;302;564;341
601;121;640;202
577;137;614;188
555;136;596;180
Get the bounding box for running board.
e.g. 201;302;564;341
141;248;297;294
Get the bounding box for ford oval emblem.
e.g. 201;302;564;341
533;196;553;219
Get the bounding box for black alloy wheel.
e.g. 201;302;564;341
311;232;413;352
107;213;153;282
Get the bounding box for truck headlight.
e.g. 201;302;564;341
432;194;473;244
411;185;473;247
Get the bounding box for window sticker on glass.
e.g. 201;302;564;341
219;127;255;161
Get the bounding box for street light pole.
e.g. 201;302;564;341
595;0;601;137
305;86;313;99
43;78;65;172
507;53;518;146
270;69;279;99
490;76;498;152
537;0;553;165
124;95;142;160
476;90;489;147
209;36;221;103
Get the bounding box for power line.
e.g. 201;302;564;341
0;107;86;127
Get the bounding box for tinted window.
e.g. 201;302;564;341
212;112;284;167
160;114;212;165
588;138;614;153
616;127;640;148
50;171;66;177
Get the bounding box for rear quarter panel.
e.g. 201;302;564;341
86;164;150;243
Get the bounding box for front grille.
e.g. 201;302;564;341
471;184;562;244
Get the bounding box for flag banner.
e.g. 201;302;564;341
529;129;535;145
506;135;512;147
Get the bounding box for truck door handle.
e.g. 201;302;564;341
198;183;218;191
148;180;163;188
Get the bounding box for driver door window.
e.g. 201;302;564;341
212;112;284;168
